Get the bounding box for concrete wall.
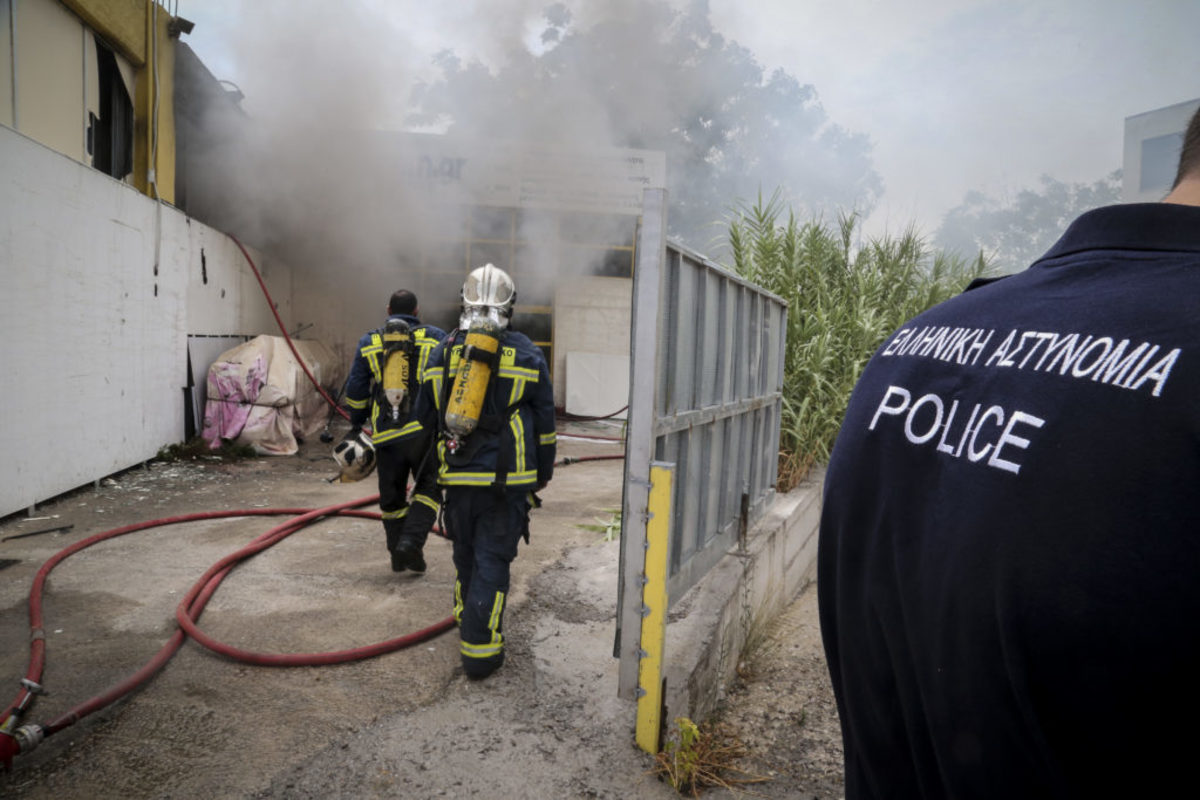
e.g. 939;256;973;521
0;124;290;519
662;468;824;726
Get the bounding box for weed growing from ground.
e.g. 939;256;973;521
652;716;768;797
576;508;622;542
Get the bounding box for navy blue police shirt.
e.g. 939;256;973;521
818;202;1200;800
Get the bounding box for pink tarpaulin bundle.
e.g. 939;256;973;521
202;335;343;455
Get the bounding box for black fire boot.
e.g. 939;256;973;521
395;536;426;574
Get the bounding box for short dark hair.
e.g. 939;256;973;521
1172;106;1200;188
388;289;418;315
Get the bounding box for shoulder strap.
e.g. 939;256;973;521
437;330;461;437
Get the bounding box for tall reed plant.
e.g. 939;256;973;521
727;194;989;489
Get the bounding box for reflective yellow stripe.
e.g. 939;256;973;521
366;354;383;382
437;470;538;487
372;427;410;445
381;508;408;520
364;334;385;382
461;590;506;659
498;365;538;380
539;432;556;445
509;378;524;406
345;397;369;410
454;580;464;624
461;640;503;658
416;334;438;376
429;375;444;409
510;412;526;475
437;470;498;486
412;493;440;512
488;590;505;633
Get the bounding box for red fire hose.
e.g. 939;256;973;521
0;500;454;770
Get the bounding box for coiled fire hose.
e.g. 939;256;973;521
0;498;457;769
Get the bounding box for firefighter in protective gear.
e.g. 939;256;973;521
343;289;446;573
400;264;555;679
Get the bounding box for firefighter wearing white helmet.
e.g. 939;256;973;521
399;264;556;680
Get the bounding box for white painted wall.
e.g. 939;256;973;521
552;276;632;410
0;124;291;518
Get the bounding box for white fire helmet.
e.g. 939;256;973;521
332;431;376;482
460;263;516;329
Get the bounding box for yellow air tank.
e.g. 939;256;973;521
381;320;412;421
444;318;502;442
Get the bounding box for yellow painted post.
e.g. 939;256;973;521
635;462;673;754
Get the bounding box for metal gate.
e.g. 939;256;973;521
616;188;787;700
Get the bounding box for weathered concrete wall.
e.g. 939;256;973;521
0;124;290;519
662;467;825;725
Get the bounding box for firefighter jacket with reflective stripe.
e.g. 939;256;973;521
344;314;446;447
401;328;556;489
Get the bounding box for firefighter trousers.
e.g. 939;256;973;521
444;487;530;678
376;439;440;553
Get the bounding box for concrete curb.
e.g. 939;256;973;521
662;467;826;725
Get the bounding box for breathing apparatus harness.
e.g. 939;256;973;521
435;263;534;508
331;316;419;483
438;263;516;462
435;322;540;542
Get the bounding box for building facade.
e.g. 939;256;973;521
1123;98;1200;203
0;0;183;200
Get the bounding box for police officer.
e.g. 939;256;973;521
401;264;555;679
343;289;446;573
819;107;1200;799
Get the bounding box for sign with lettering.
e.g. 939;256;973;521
395;134;666;215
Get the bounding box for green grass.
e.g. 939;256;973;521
727;193;990;489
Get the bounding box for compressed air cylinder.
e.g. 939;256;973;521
444;319;502;438
381;321;411;419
